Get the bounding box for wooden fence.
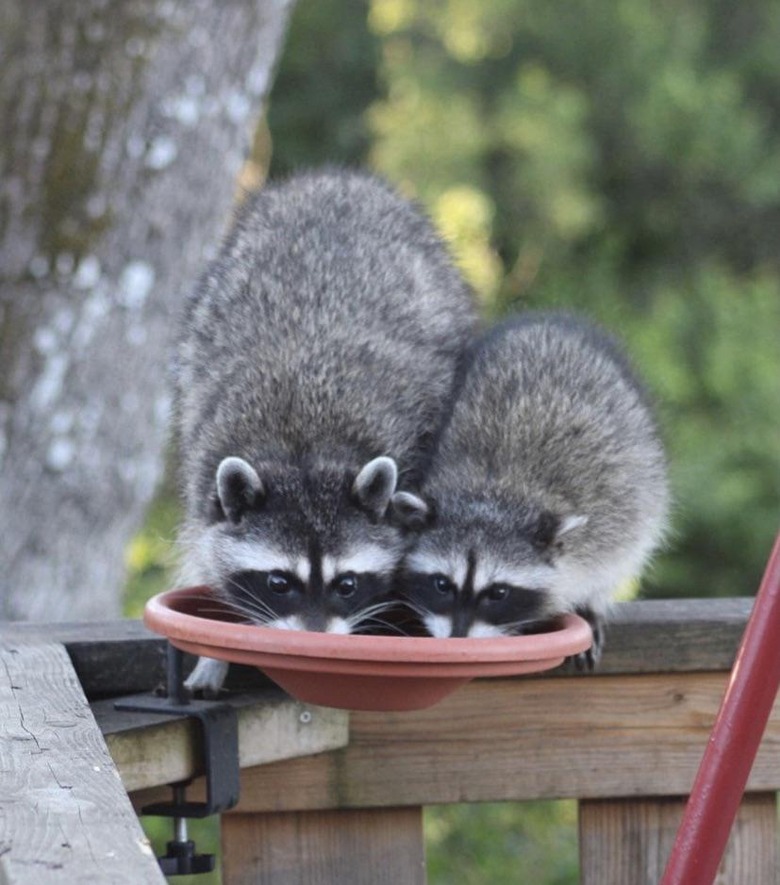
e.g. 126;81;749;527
1;598;778;884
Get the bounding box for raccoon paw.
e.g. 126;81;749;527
569;608;605;673
184;656;230;699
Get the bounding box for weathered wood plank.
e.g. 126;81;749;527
0;643;164;884
0;621;169;698
94;690;349;793
0;598;757;700
579;794;778;885
130;671;780;812
0;620;154;645
221;808;426;885
0;621;282;698
597;597;752;674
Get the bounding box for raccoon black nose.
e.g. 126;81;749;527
449;618;469;638
302;612;327;632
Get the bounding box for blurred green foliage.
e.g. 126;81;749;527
267;2;382;176
140;817;221;885
124;470;180;617
125;2;780;882
425;801;578;884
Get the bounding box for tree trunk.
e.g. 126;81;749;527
0;0;294;620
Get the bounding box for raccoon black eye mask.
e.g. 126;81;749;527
393;312;669;665
221;568;391;634
397;518;585;640
403;567;554;639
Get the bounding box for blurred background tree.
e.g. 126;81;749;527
126;1;780;881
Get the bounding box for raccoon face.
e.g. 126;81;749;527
401;547;558;638
205;455;405;633
396;500;588;638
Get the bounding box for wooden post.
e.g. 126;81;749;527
579;794;778;885
221;807;426;885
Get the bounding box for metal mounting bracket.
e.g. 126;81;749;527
114;643;240;817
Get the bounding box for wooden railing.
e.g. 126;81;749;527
1;598;778;884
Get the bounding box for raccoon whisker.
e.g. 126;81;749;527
354;616;408;636
227;596;278;622
395;597;433;620
217;590;279;625
216;588;254;612
199;600;266;623
221;578;281;622
347;600;398;622
345;601;403;632
496;617;552;636
227;600;276;625
228;606;275;627
197;604;253;623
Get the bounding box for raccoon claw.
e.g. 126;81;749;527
571;645;600;673
183;656;230;698
568;608;605;673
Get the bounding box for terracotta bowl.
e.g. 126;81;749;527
144;586;593;712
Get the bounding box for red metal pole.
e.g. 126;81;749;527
660;530;780;885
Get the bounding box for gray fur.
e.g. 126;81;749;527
396;313;669;656
173;169;477;683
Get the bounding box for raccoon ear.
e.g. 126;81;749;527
216;456;265;523
532;511;588;551
390;491;432;530
352;456;398;517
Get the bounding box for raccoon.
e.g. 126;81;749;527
392;313;669;663
173;169;477;692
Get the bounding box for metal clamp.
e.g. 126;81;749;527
114;643;240;875
114;643;240;816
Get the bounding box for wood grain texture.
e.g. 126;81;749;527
94;690;349;792
130;670;780;812
0;643;164;884
597;597;753;674
579;794;778;885
221;808;426;885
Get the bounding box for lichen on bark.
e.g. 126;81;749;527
0;0;294;620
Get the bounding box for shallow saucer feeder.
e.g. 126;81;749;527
144;586;593;712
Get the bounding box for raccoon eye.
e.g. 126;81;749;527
433;574;456;596
486;584;511;602
267;571;292;594
334;573;358;598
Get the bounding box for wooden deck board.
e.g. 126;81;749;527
130;670;780;812
0;642;164;884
